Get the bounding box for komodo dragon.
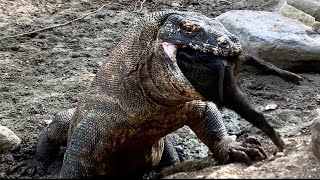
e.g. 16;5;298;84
36;10;303;178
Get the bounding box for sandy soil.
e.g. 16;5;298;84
0;0;319;178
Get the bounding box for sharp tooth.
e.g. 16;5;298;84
203;43;210;48
190;44;196;50
213;49;218;55
203;48;208;53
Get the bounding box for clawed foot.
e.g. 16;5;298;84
214;136;267;165
6;158;47;177
278;70;303;85
239;53;304;85
228;137;267;165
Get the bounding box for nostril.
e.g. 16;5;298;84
217;36;229;48
220;41;229;47
186;26;192;32
182;25;193;33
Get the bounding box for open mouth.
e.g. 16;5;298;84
162;42;237;104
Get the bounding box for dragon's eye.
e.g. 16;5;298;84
180;22;202;33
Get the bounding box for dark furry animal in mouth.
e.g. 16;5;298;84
163;43;237;106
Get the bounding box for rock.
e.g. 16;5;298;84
278;1;316;27
277;1;320;34
43;119;52;125
0;125;21;153
274;151;285;158
311;109;320;161
312;21;320;33
316;94;320;104
216;10;320;72
286;0;320;21
171;2;181;7
265;103;278;111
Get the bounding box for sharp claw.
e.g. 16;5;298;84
244;137;262;146
242;143;267;159
230;148;252;165
228;137;268;164
292;76;303;85
274;139;285;152
250;147;266;161
255;145;268;159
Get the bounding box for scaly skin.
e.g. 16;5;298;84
36;10;302;178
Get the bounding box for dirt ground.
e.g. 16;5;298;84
0;0;319;179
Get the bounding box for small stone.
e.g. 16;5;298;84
315;94;320;104
274;152;285;158
312;21;320;33
171;2;180;7
43;119;52;125
265;103;278;111
0;125;21;154
229;135;237;141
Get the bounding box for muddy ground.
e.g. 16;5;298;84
0;0;319;179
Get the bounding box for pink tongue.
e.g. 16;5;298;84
162;42;177;61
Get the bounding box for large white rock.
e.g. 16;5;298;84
0;125;21;153
216;10;320;72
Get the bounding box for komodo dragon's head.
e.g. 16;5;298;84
155;12;243;105
159;13;242;58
